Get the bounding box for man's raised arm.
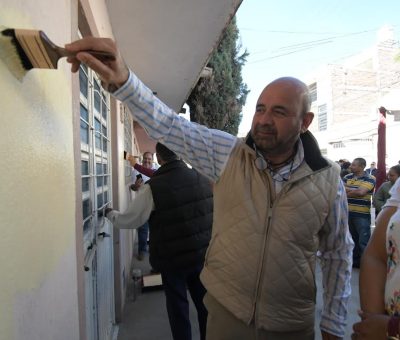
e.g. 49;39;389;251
66;37;236;181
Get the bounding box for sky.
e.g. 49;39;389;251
235;0;400;136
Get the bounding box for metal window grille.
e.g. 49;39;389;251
122;104;133;184
79;63;115;340
79;64;112;237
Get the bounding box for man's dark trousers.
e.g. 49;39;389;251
137;222;149;254
348;214;371;267
160;264;207;340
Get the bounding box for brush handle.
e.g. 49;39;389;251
39;31;115;65
57;47;116;62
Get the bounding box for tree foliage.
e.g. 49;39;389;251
187;17;249;135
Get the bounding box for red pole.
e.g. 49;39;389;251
376;106;387;191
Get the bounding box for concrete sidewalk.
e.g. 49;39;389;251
117;252;360;340
116;253;201;340
315;265;360;339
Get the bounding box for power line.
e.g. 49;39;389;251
240;28;356;35
249;41;333;64
239;25;398;35
247;29;378;63
327;78;400;108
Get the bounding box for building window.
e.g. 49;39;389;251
320;148;327;156
332;141;345;149
318;104;327;131
309;82;317;102
79;64;111;238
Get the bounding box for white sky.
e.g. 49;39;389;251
236;0;400;136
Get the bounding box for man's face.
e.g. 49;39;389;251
142;153;153;168
250;79;313;156
370;162;376;169
350;160;364;174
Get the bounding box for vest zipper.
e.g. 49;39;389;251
249;161;331;331
251;175;274;330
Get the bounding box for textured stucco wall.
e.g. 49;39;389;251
0;4;79;340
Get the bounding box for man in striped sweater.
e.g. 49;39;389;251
343;157;376;268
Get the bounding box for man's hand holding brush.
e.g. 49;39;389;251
65;37;129;92
127;154;138;167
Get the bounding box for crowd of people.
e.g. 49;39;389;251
65;36;400;340
337;159;400;338
338;159;400;211
338;159;400;265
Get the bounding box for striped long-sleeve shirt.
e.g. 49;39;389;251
114;71;353;337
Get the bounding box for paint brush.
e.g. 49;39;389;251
0;27;115;80
124;151;139;160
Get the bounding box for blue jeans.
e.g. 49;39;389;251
137;222;149;254
161;264;207;340
348;214;371;267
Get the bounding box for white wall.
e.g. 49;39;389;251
0;2;80;339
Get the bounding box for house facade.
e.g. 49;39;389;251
0;0;241;339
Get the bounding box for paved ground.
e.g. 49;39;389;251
315;265;360;339
116;252;201;340
117;251;360;340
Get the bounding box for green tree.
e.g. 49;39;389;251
187;17;249;135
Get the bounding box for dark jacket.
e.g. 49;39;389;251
366;168;377;177
148;159;213;272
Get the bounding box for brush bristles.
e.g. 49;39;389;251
14;29;56;69
2;29;33;70
0;27;31;80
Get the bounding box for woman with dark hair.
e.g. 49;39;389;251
373;165;400;215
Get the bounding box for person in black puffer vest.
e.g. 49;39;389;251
107;142;213;340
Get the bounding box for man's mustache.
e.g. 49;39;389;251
254;125;276;134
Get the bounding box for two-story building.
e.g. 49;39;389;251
306;25;400;167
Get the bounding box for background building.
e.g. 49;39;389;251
306;25;400;166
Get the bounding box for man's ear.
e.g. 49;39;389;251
301;112;314;133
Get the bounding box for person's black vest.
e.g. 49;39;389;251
148;159;213;272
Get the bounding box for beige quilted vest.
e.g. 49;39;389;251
200;136;339;332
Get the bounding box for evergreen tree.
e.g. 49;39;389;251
187;17;249;135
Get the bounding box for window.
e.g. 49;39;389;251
318;104;327;131
79;64;112;239
80;105;89;144
332;141;345;149
309;82;317;102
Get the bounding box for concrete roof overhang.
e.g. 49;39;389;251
106;0;242;153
